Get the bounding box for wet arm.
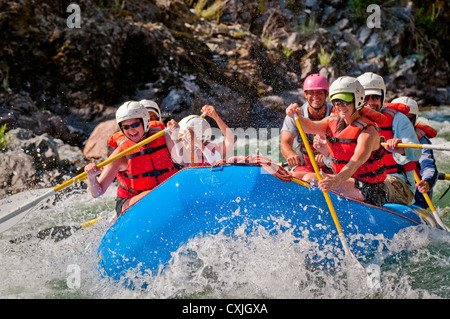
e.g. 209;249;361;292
86;148;126;198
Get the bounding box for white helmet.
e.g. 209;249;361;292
140;99;161;121
329;76;365;110
357;72;386;102
116;101;150;133
178;115;211;143
391;96;419;116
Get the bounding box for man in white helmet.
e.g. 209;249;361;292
286;76;388;207
140;99;161;121
168;105;235;167
357;72;420;205
84;101;182;216
391;96;438;208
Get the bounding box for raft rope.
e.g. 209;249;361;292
214;155;293;183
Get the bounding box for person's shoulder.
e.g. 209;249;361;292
393;111;409;120
281;114;296;128
393;112;415;131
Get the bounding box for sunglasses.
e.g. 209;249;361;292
364;95;381;102
332;99;353;106
121;122;141;130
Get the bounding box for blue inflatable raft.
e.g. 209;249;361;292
97;164;438;281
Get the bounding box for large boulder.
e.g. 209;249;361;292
0;150;36;198
0;128;87;198
83;120;120;160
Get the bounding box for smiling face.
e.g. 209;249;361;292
120;118;145;143
363;94;383;112
148;111;158;122
304;89;327;110
332;99;356;122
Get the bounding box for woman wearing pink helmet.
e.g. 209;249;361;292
281;73;334;178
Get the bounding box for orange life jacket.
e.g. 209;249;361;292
108;131;128;148
414;123;437;177
108;121;170;148
415;123;437;140
358;106;387;125
384;102;437;140
326;114;386;184
114;121;178;199
385;102;410;115
377;107;417;174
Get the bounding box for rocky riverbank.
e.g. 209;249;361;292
0;0;449;197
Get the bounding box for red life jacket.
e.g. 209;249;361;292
385;102;410;115
108;121;170;148
415;123;437;140
384;102;437;140
377;107;417;174
114;121;178;199
414;123;437;177
358;106;387;125
108;131;129;148
326;114;386;183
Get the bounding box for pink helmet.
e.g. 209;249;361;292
303;74;329;93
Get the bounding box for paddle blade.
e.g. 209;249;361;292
0;188;55;233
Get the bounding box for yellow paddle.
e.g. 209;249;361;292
80;216;103;228
413;171;449;231
0;128;170;233
293;114;353;257
9;216;106;244
381;141;449;231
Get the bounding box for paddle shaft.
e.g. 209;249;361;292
414;171;449;231
381;142;450;152
55;128;169;192
294;114;351;255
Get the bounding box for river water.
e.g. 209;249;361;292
0;108;449;299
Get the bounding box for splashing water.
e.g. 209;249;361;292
0;186;448;299
0;109;449;299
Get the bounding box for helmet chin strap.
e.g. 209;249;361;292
351;108;360;118
308;100;325;111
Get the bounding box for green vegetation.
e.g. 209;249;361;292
347;0;381;20
0;124;9;150
282;47;293;58
193;0;229;21
385;51;396;73
231;29;245;39
413;0;448;63
352;48;364;63
111;0;126;14
258;0;265;14
298;15;318;37
318;46;334;66
415;2;443;27
261;35;273;49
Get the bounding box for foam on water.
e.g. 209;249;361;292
0;109;449;299
0;185;448;299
